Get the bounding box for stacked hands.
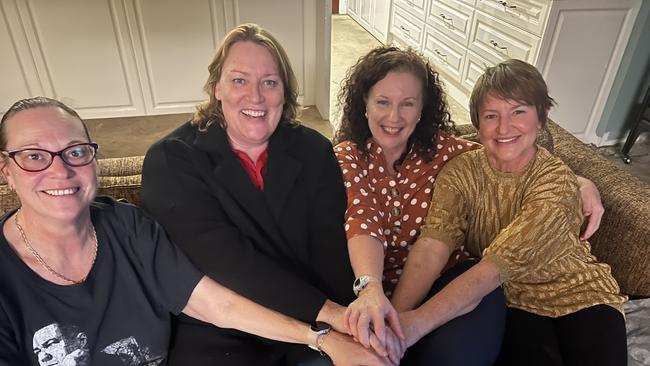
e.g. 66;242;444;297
313;284;408;366
342;281;407;366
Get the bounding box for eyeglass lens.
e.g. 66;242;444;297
11;144;97;171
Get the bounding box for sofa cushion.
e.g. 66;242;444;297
97;156;143;207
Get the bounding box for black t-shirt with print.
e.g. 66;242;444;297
0;197;203;365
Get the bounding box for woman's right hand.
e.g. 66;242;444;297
399;309;426;348
322;330;394;366
343;282;405;350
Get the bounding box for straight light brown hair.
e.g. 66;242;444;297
192;23;299;130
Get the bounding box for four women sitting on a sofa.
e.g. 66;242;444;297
0;22;624;366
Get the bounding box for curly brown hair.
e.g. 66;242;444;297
333;46;454;160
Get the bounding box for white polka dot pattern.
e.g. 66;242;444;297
334;133;478;293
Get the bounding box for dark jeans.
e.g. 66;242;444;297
282;344;333;366
400;260;507;366
496;304;627;366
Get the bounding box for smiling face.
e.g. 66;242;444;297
1;106;97;223
215;41;285;150
33;324;67;366
366;71;423;164
478;93;541;172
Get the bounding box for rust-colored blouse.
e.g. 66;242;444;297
334;132;478;295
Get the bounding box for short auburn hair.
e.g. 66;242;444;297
469;59;556;128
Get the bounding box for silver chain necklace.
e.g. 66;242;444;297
14;209;98;284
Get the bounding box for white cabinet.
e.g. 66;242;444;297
1;0;330;120
0;0;146;117
348;0;391;43
427;0;474;47
390;3;426;48
388;0;642;145
468;11;541;64
475;0;550;36
423;26;465;80
127;0;226;115
394;0;428;20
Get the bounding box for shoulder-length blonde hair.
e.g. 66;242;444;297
192;23;300;130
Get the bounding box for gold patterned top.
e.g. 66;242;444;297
420;146;626;317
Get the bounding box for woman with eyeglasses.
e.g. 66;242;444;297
0;97;390;366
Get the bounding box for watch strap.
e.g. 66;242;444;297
307;322;331;354
353;275;380;297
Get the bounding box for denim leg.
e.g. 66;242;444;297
401;260;507;366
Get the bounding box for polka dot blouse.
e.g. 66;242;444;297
334;131;479;295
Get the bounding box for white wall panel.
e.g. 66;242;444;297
233;0;306;103
543;8;631;141
1;0;328;119
130;0;226;114
18;0;145;117
0;1;34;111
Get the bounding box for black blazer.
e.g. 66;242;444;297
141;120;355;364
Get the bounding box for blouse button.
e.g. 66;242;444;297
391;207;401;216
390;187;399;197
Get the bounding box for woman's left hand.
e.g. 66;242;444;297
344;283;404;349
576;176;604;240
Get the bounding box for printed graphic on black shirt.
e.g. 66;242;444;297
32;323;90;366
102;337;164;365
32;323;163;365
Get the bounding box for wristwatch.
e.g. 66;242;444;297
353;275;379;297
307;321;331;354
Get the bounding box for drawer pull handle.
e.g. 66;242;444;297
434;49;447;58
440;14;452;21
490;40;508;51
406;0;416;7
497;0;517;9
399;25;411;33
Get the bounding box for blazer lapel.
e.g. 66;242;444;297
264;123;303;222
195;125;282;240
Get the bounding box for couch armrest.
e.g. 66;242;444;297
548;122;650;297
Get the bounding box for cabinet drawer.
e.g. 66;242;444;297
423;25;466;82
475;0;550;36
458;0;477;6
428;0;474;47
461;50;495;91
390;5;426;48
469;12;540;64
393;0;429;21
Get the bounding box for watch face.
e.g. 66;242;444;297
354;276;370;294
310;321;331;333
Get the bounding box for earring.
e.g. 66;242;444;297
364;111;368;119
